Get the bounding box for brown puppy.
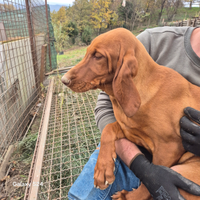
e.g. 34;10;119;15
61;28;200;200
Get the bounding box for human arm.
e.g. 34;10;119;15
115;139;200;200
115;106;200;200
95;91;117;133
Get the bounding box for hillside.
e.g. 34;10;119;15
49;4;69;12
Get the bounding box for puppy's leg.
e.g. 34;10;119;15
171;156;200;200
112;183;152;200
94;121;125;190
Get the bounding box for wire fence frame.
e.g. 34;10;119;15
0;0;55;168
25;76;101;199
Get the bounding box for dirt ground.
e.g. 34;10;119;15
0;79;49;200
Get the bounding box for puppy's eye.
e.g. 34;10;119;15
94;52;103;59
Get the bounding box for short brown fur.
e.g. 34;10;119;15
62;28;200;199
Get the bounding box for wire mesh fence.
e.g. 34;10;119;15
27;77;101;199
0;0;56;168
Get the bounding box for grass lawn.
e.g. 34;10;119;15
57;46;87;68
162;7;200;21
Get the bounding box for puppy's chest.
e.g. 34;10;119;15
112;100;151;136
111;98;154;130
114;107;153;135
112;99;180;144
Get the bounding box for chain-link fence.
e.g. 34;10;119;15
0;0;57;168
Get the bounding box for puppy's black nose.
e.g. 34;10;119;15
61;75;71;86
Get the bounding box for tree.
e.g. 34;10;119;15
118;1;134;27
118;0;147;30
108;11;119;29
165;0;183;21
81;26;93;45
91;0;113;34
156;0;167;24
51;10;58;25
51;6;67;26
53;23;70;53
184;0;194;9
65;5;74;20
71;0;92;35
0;3;15;11
62;21;79;44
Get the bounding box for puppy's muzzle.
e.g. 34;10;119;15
61;75;71;86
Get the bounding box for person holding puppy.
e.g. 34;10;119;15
68;26;200;200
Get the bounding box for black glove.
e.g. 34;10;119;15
130;154;200;200
180;107;200;157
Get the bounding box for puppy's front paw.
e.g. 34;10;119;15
94;146;116;190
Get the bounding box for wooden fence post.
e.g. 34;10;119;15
187;19;191;26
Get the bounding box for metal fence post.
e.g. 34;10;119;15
25;0;39;89
45;0;52;71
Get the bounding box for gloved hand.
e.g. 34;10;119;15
130;154;200;200
180;107;200;157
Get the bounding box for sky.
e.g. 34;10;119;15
47;0;74;5
47;0;200;6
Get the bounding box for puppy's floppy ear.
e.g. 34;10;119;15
105;50;113;73
113;52;141;118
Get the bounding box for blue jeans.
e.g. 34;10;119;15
68;144;140;200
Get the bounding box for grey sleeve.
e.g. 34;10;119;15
95;30;151;133
95;91;116;133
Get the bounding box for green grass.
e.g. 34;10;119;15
132;24;159;36
132;29;145;36
14;133;38;164
162;7;200;22
57;46;87;68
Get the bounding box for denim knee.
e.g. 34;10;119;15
68;144;140;200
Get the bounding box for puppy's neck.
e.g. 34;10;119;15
99;84;114;96
134;42;159;85
132;41;164;105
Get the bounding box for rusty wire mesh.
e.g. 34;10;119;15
0;0;55;167
33;77;101;199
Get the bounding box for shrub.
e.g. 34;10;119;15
53;23;70;53
15;133;38;163
62;21;79;44
81;26;93;45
